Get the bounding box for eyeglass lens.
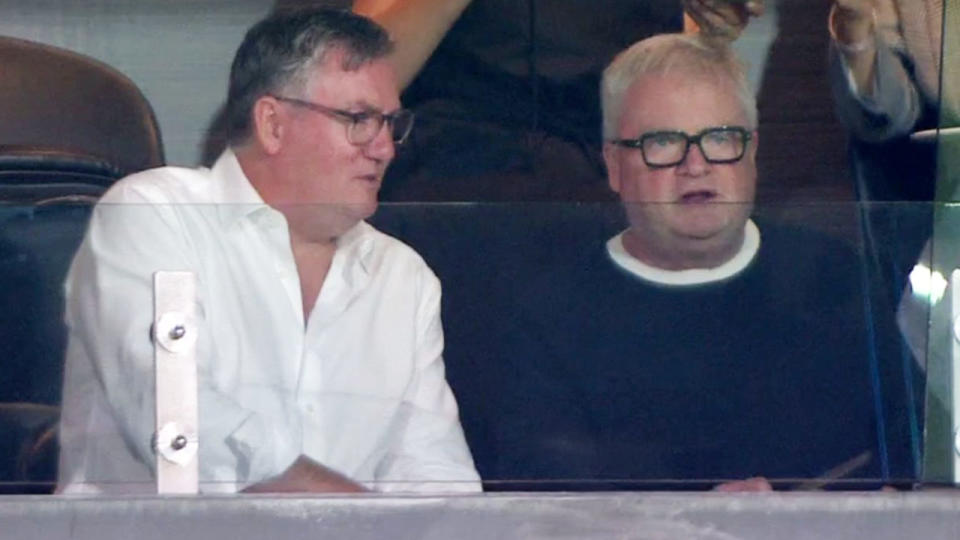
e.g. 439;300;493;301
349;110;414;145
643;128;746;166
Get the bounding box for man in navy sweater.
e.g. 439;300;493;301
479;33;921;490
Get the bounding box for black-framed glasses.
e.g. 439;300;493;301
611;126;753;168
271;95;415;145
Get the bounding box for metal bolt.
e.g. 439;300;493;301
171;434;188;451
169;325;186;340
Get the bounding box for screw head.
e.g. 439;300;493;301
171;434;188;451
169;325;187;340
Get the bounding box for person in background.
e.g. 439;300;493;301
830;0;957;145
344;0;764;201
828;0;958;309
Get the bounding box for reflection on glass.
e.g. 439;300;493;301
908;263;948;305
924;0;960;485
0;202;936;493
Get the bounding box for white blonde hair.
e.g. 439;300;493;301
601;33;757;140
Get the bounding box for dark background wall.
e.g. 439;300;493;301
1;0;856;206
755;0;853;205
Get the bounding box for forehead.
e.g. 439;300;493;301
617;71;747;135
302;51;400;109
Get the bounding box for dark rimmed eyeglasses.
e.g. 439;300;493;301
270;94;415;145
610;126;753;168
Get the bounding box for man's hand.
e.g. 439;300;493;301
683;0;765;43
831;0;876;48
713;476;774;492
242;455;368;493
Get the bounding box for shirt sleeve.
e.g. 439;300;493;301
61;183;290;492
829;38;923;142
372;267;481;492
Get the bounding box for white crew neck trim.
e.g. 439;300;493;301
606;220;761;287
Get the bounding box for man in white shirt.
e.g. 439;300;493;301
58;8;479;494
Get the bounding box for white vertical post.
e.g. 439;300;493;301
153;271;199;494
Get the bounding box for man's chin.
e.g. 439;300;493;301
346;198;378;221
280;200;378;241
670;206;750;238
322;200;377;233
671;219;734;241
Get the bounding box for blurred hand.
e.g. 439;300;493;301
683;0;765;43
713;476;773;492
831;0;876;46
242;455;368;493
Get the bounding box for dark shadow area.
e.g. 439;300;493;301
0;204;95;493
372;202;925;490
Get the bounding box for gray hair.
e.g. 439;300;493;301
225;8;393;145
601;33;757;140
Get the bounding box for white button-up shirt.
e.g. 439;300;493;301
58;150;479;493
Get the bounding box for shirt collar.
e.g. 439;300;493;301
211;148;376;275
336;220;376;278
606;219;761;287
211;148;272;225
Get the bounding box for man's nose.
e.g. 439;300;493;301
676;142;710;175
364;122;396;162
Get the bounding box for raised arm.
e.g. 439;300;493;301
828;0;922;141
830;0;895;98
353;0;473;90
682;0;766;42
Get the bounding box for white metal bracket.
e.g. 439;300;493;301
153;271;199;494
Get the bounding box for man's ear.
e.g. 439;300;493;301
252;96;284;155
603;142;622;194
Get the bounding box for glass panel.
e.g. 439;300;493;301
923;0;960;484
0;204;90;494
0;201;934;493
935;0;960;200
938;0;960;132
